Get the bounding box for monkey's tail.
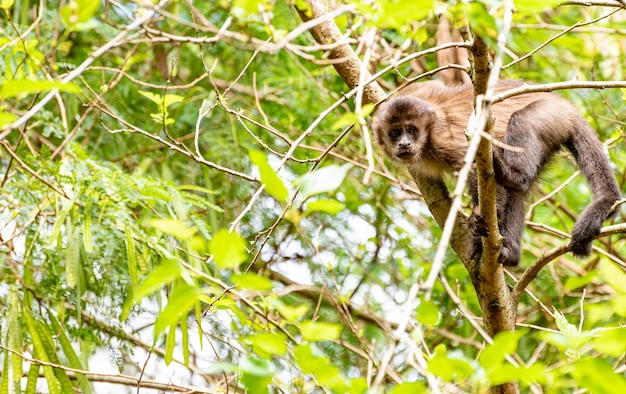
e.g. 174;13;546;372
566;121;621;257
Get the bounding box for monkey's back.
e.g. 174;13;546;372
398;80;581;144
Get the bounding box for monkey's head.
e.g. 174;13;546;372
372;97;436;164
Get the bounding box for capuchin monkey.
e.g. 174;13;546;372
372;80;621;266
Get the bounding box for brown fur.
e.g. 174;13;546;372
372;80;620;266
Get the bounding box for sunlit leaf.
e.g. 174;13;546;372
427;346;474;381
154;285;199;336
300;320;342;342
305;199;345;215
571;358;626;393
49;314;92;394
297;164;352;199
138;90;183;109
416;300;440;327
61;0;101;30
209;228;248;269
240;355;275;394
599;260;626;293
240;354;276;377
478;331;520;371
1;0;14;10
246;332;288;358
294;344;347;392
0;111;18;127
369;0;433;29
147;218;197;240
135;259;183;301
591;328;626;357
249;149;288;202
82;199;93;253
232;272;273;291
65;226;81;289
165;321;177;365
331;112;358;130
516;0;560;13
390;382;427;394
274;300;309;323
0;79;79;98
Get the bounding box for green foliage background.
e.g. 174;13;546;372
0;0;624;393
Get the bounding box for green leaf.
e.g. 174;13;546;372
239;355;275;394
0;111;18;127
297;164;352;199
0;79;79;99
390;382;427;394
592;328;626;357
1;0;14;10
427;346;474;382
231;273;273;291
515;0;560;13
135;259;183;301
65;226;81;289
304;199;345;215
248;150;288;202
299;320;342;342
181;317;189;365
1;348;10;394
416;300;440;327
49;314;92;394
232;0;260;15
611;293;626;317
82;199;93;253
553;309;600;350
239;354;276;377
138;90;183;109
599;260;626;293
162;94;184;108
165;321;177;365
61;0;100;29
371;0;433;29
331;112;359;130
154;285;199;336
47;196;78;247
478;331;520;372
24;314;62;394
273;300;309;323
209;228;248;269
147;218;197;240
246;332;288;358
125;223;138;286
294;344;347;392
572;358;626;393
25;363;40;394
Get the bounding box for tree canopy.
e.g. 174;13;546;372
0;1;625;393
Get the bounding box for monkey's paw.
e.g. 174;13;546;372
468;214;489;237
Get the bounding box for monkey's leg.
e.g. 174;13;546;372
467;170;488;261
467;168;524;266
494;105;547;192
497;187;525;266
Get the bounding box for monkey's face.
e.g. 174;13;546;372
372;97;435;164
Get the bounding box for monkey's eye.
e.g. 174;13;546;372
407;126;418;134
389;128;401;138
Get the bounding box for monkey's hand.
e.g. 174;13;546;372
468;207;489;237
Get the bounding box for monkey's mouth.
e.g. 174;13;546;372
395;150;416;161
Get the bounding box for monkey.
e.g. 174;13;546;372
372;79;621;266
